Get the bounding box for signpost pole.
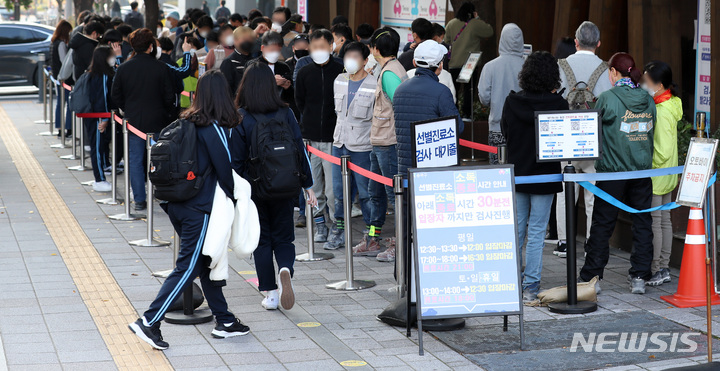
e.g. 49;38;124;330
547;163;597;314
394;174;405;299
296;196;333;261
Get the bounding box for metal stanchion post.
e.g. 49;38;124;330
326;156;375;291
130;134;170;247
109;118;142;221
296;195;333;261
497;144;507;165
39;76;56;135
50;81;68;149
35;54;46;106
164;231;213;325
153;231;179;278
394;174;405;299
710;178;719;293
97;111;123;205
548;163;597;314
68;115;90;171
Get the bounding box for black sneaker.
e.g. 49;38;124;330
553;241;567;258
211;318;250;338
295;215;306;228
134;201;147;211
128;318;168;350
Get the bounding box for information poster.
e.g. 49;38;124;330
412;116;459;168
535;110;601;162
381;0;446;28
677;138;718;208
410;166;521;319
695;0;711;120
456;52;482;83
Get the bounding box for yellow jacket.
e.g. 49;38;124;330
652;95;682;195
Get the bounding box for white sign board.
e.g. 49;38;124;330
523;44;532;60
677;138;718;208
381;0;446;28
412;116;459;168
456;52;482;83
695;0;711;119
535;110;601;162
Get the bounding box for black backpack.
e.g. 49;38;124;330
246;108;304;200
149;119;206;202
68;72;93;113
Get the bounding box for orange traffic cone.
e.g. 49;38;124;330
661;207;720;308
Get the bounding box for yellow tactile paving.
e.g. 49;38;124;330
0;105;173;371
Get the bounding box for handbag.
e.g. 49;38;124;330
57;48;74;81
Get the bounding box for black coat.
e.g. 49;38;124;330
501;90;568;194
220;50;253;97
111;53;176;135
294;58;344;142
248;56;294;106
69;33;98;82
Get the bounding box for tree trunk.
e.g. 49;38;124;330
56;0;63;20
145;0;159;34
73;0;93;20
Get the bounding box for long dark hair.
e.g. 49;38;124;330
235;62;287;114
644;60;678;96
181;70;240;128
608;52;642;86
52;19;72;43
455;1;476;22
88;46;115;77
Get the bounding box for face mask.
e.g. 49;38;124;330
190;48;197;54
199;30;209;39
155;47;162;59
271;23;282;32
107;57;116;67
264;51;280;64
294;49;309;59
239;40;254;53
641;83;659;97
310;50;330;65
157;28;162;35
223;35;234;47
332;41;337;52
344;58;360;74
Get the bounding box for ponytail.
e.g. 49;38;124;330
609;52;641;86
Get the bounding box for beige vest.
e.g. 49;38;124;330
371;59;407;146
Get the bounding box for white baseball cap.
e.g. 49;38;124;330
413;40;447;68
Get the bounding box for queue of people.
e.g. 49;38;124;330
48;0;682;349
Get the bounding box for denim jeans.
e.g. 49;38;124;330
128;134;147;203
55;85;71;130
515;192;554;289
332;145;372;227
369;145;397;229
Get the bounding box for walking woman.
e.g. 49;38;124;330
579;52;656;294
642;61;681;286
130;71;249;350
501;51;566;302
231;63;315;311
85;45;120;192
50;19;73;137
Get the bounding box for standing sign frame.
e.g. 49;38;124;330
676;137;719;208
411;116;461;168
456;52;482;84
534;109;603;162
408;165;524;355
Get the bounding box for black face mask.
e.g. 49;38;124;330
239;41;254;53
294;49;309;59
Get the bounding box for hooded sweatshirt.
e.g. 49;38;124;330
477;23;524;133
652;94;682;195
594;85;656;173
69;32;99;82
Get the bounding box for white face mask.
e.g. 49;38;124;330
223;35;234;47
264;51;280;64
199;30;209;39
107;57;116;67
310;50;330;65
155;47;162;59
344;58;360;75
332;41;337;52
271;22;282;32
641;83;659;97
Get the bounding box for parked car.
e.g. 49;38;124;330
0;22;54;86
0;6;14;21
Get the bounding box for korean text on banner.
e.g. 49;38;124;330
381;0;446;28
695;0;711;117
412;116;459;168
676;137;718;208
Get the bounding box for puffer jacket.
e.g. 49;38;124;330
652;93;682;195
393;67;462;175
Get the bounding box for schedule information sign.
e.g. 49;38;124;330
410;166;521;319
535;110;601;162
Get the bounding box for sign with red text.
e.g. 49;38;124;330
410;166;521;319
381;0;446;28
695;0;711;120
677;138;718;208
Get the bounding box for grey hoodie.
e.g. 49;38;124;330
477;23;525;132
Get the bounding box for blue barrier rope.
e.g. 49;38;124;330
564;166;684;182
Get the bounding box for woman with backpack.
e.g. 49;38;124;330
231;63;315;311
129;70;250;351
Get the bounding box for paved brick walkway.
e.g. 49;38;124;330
0;99;719;370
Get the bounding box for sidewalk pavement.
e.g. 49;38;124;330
0;99;719;371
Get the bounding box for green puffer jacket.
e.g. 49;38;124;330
652;95;682;195
595;85;656;173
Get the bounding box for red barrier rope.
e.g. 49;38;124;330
459;139;497;154
62;82;72;91
306;145;394;187
76;112;112;119
109;112;147;140
181;91;191;97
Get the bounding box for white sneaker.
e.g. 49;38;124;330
278;267;295;310
84;145;91;153
261;290;279;310
92;180;112;192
